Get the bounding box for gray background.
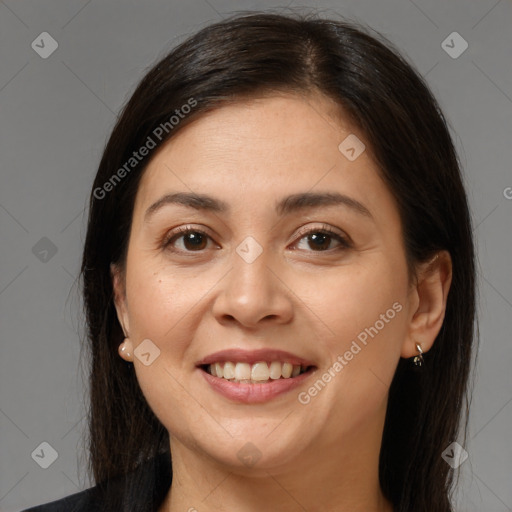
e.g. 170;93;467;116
0;0;511;510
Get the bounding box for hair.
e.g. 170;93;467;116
80;11;476;512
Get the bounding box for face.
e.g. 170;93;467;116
113;93;419;473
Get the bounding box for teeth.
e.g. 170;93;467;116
269;361;282;379
251;362;270;381
234;362;251;381
223;361;235;379
207;361;306;382
281;362;292;378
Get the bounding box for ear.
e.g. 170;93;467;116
111;262;130;337
401;250;452;358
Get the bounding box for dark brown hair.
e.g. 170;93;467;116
80;11;476;511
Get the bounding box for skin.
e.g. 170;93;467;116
112;92;452;512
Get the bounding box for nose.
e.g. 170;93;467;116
212;245;294;329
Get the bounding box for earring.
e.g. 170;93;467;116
413;342;424;367
118;338;134;362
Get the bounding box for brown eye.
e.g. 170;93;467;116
305;232;333;251
179;231;208;251
293;225;351;252
163;228;213;252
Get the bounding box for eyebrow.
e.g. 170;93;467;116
144;191;373;222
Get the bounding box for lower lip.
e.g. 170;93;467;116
199;367;315;404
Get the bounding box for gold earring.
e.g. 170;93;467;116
413;342;424;367
118;338;134;362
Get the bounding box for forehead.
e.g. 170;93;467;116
133;93;391;219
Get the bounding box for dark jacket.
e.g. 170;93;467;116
22;452;172;512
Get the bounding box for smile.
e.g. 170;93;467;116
204;361;309;383
196;349;317;403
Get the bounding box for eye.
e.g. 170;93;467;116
162;224;351;254
292;224;351;252
162;226;216;253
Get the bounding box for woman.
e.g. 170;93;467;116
25;11;476;512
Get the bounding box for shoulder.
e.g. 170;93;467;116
21;451;171;512
20;485;100;512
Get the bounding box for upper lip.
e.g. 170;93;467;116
196;348;316;367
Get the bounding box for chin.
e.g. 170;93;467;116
182;417;318;473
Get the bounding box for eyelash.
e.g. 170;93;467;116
162;224;352;254
294;224;352;251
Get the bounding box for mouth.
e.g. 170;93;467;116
196;349;317;403
200;361;313;383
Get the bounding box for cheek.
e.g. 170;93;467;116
304;259;409;415
125;256;202;340
123;262;209;436
122;254;226;395
317;258;408;345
